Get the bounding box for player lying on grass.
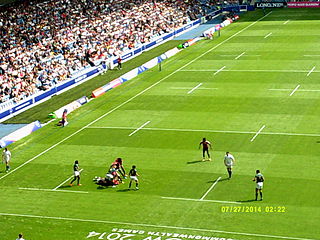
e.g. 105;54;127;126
93;166;122;188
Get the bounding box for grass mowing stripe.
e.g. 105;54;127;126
187;83;203;94
87;126;320;137
200;177;221;200
0;212;316;240
18;187;88;194
128;121;151;136
307;66;316;76
161;196;241;204
289;85;300;96
0;11;273;181
250;125;266;142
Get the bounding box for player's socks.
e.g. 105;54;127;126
136;183;139;190
255;193;258;201
260;192;263;200
129;182;132;188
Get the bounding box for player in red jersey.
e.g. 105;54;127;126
110;157;126;178
199;137;212;161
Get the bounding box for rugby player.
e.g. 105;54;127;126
2;147;11;172
253;170;264;201
129;165;139;190
70;160;81;186
224;152;235;179
199;137;212;161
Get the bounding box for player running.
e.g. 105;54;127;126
224;152;235;179
70;160;81;186
129;165;139;190
199;137;212;161
2;147;11;172
253;170;264;201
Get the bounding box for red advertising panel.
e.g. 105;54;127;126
287;2;320;8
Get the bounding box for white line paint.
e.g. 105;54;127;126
269;89;320;92
214;66;226;75
0;12;273;181
264;32;272;38
187;83;203;94
221;54;261;57
289;85;300;96
307;66;316;76
0;212;316;240
250;125;266;142
181;69;320;73
235;52;246;60
87;126;320;137
19;187;88;194
283;20;290;25
53;169;83;190
171;87;218;90
303;55;320;57
128;121;150;136
200;177;221;200
161;196;241;205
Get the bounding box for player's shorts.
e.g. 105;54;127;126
74;171;80;177
130;176;138;181
226;164;233;169
256;182;263;190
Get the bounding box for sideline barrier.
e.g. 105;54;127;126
92;48;180;98
0;19;201;123
202;15;239;38
52;96;88;119
0;121;42;148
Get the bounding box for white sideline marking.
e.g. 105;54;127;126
128;121;151;136
0;11;273;181
0;212;316;240
269;89;320;92
235;52;245;60
19;187;88;194
307;66;316;76
200;177;221;200
264;32;272;39
289;85;300;96
304;55;320;57
214;66;226;75
87;126;320;137
250;125;266;142
53;169;83;190
181;69;320;73
161;196;241;205
171;87;218;90
187;83;203;94
283;20;290;25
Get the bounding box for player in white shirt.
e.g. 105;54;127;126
224;152;235;179
2;148;11;172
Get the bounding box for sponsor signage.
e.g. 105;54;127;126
287;2;320;8
255;2;285;8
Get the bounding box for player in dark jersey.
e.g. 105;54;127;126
253;170;264;201
199;138;212;161
70;160;81;186
129;165;139;190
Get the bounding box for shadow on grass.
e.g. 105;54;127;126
58;185;72;189
187;160;204;164
117;189;133;192
237;199;258;203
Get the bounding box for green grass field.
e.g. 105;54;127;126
1;8;320;240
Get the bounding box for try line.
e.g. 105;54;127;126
0;212;316;240
0;12;273;181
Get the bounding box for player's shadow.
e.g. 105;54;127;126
236;199;257;203
207;177;229;183
187;160;204;164
117;189;134;192
59;185;72;189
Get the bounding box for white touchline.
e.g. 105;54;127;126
269;89;320;92
19;187;88;194
289;85;300;96
200;177;221;200
214;66;226;75
264;32;272;38
171;87;218;90
0;12;272;181
161;196;241;205
235;52;245;60
0;212;316;240
283;20;290;24
128;121;151;136
181;69;320;73
53;169;84;190
303;55;320;57
307;66;316;76
187;83;203;94
87;126;320;137
250;125;266;142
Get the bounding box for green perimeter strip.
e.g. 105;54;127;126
0;212;316;240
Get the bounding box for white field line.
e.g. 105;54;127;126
289;85;300;96
87;126;320;137
304;55;320;57
264;32;272;39
269;89;320;92
128;121;151;136
161;196;241;205
0;212;316;240
235;52;246;60
307;66;316;76
187;83;203;94
53;169;84;190
283;20;290;25
200;177;221;200
180;69;320;73
220;54;261;57
19;187;88;194
171;87;218;90
0;12;273;181
214;66;226;75
250;125;266;142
